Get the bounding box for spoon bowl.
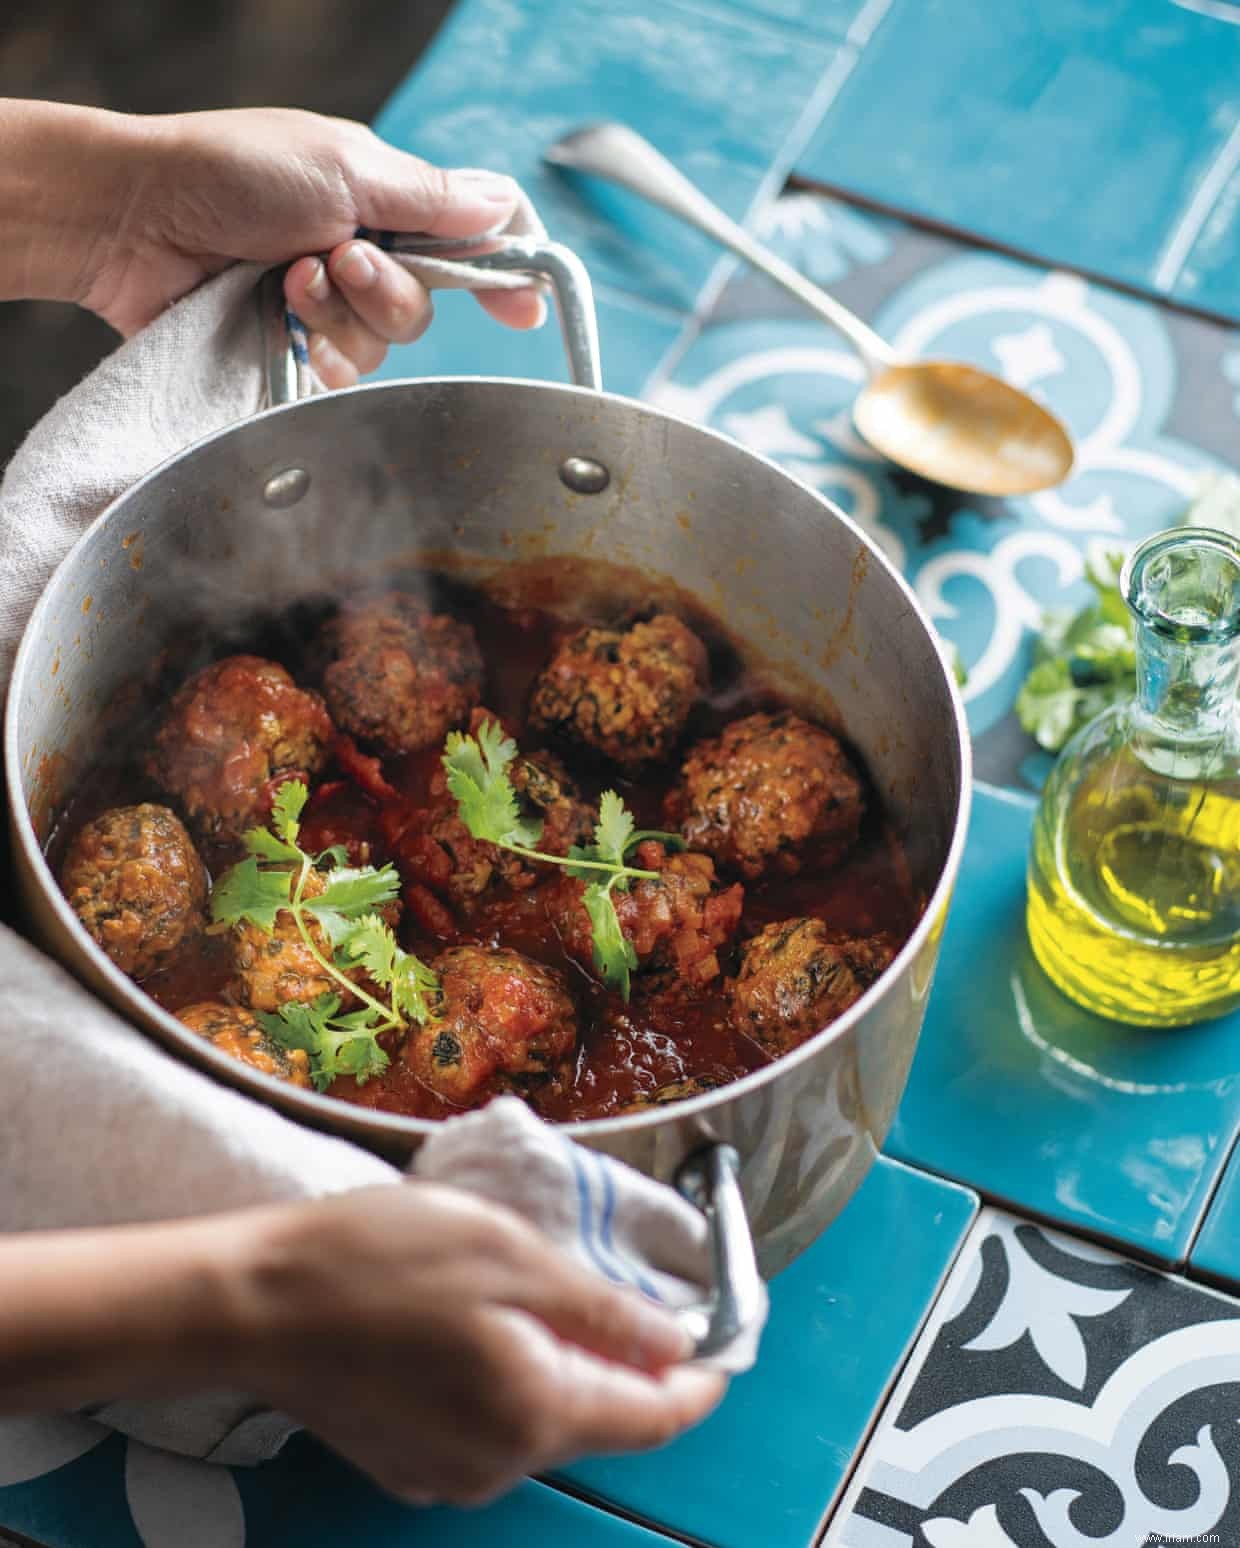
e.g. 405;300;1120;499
856;360;1075;496
546;122;1076;498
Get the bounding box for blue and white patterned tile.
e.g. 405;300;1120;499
557;1156;977;1548
797;0;1240;321
824;1208;1240;1547
885;784;1240;1263
366;284;682;400
651;192;1236;793
0;1423;676;1548
372;0;845;315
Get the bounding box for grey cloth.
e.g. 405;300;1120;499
0;228;763;1470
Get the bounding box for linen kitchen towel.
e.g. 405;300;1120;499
0;213;764;1468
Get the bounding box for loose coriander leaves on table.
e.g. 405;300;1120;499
442;720;684;999
210;781;440;1090
1015;472;1240;754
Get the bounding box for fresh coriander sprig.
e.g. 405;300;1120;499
442;723;683;1000
211;781;438;1090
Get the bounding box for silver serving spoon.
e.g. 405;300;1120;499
545;122;1074;497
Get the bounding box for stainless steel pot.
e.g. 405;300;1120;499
6;238;970;1353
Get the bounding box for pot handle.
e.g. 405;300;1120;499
674;1143;765;1361
262;236;604;404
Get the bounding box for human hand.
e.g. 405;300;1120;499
233;1182;725;1505
1;101;543;387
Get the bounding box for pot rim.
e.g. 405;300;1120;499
6;373;973;1143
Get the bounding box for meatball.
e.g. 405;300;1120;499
549;840;744;990
405;945;576;1103
231;870;399;1013
60;803;206;979
176;1001;311;1088
317;593;483;756
147;655;333;842
397;735;593;910
527;613;708;767
727;918;895;1057
666;711;864;880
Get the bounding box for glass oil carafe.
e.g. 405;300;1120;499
1026;527;1240;1026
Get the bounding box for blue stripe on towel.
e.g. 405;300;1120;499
568;1145;624;1286
284;308;310;364
590;1150;663;1302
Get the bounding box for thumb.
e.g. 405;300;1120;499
353;141;521;238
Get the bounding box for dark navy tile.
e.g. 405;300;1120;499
886;784;1240;1263
367;284;682;400
825;1208;1240;1547
557;1156;977;1548
797;0;1240;321
1189;1138;1240;1290
372;0;844;313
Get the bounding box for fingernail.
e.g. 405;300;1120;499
304;259;330;302
449;167;519;208
336;242;377;289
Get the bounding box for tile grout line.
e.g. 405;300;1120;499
642;0;900;398
785;171;1240;330
810;1201;985;1548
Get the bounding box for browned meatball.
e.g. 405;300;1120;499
231;870;399;1013
666;711;864;880
727;918;895;1057
549;840;744;990
397;734;593;910
317;593;483;756
405;945;576;1103
176;1001;311;1087
147;655;333;842
60;803;206;979
527;614;708;767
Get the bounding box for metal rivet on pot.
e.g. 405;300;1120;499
262;467;311;508
558;456;610;495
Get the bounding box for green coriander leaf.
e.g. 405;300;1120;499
443;722;543;848
271;780;308;846
257;994;390;1092
315;844;351;870
243;827;303;864
582;880;637;1001
211;857;294;931
1016;660;1081;751
306;864;401;919
593;789;635;868
339;913;440;1025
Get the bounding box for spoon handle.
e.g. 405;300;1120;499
545;121;895;375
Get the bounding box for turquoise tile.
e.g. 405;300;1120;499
1189;1140;1240;1289
887;784;1240;1263
720;0;887;39
798;0;1240;321
373;0;844;313
557;1156;977;1548
367;285;683;400
237;1453;672;1547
